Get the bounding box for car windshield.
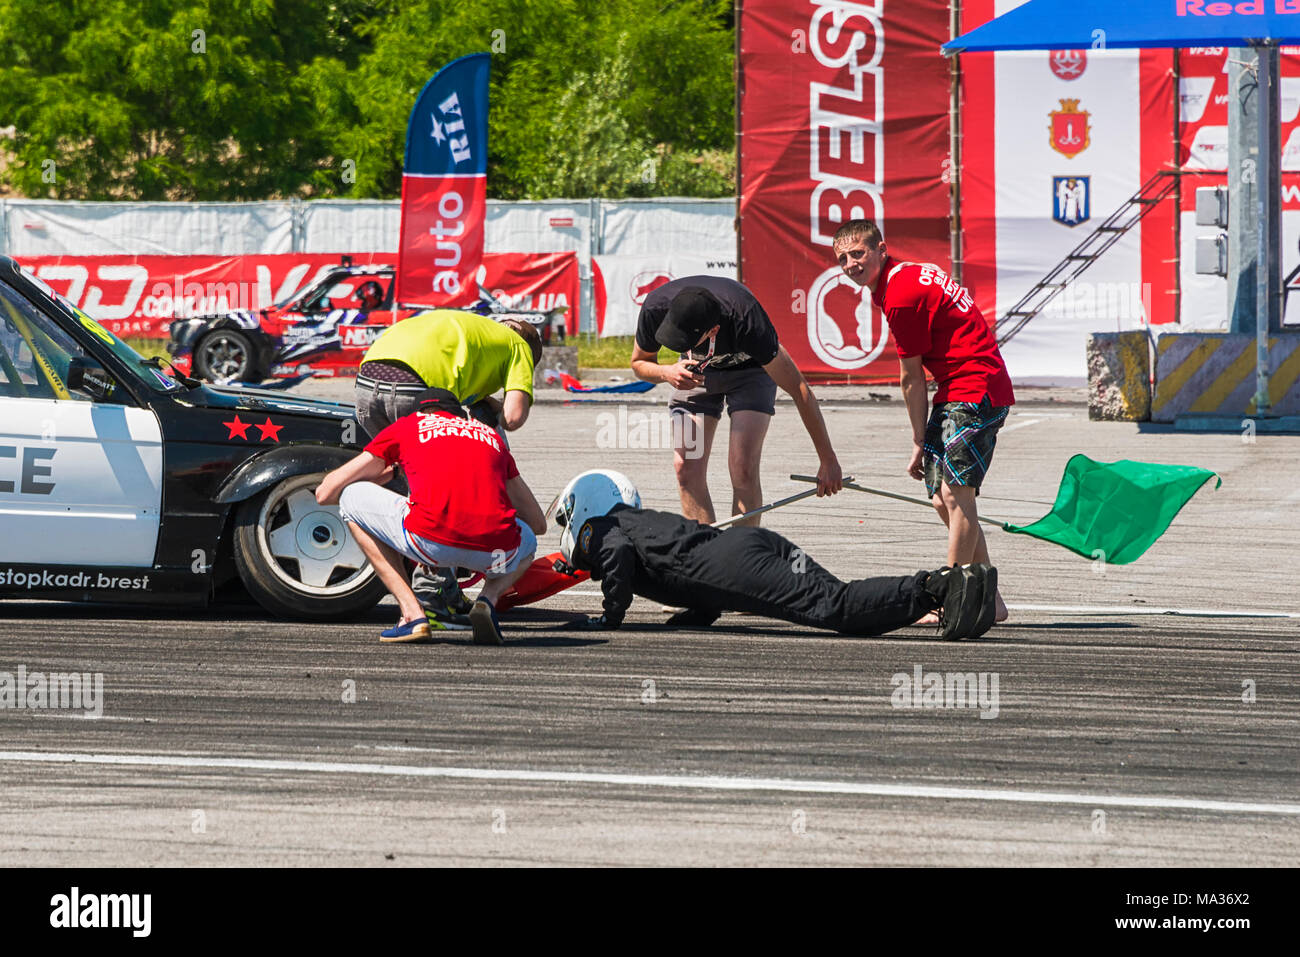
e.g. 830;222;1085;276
14;272;186;394
273;271;336;310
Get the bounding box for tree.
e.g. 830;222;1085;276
0;0;736;200
0;0;385;199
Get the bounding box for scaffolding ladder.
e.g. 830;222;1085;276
995;171;1179;346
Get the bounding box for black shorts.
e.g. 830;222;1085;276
922;395;1010;498
667;366;777;419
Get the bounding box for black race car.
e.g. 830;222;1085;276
0;256;385;620
167;258;569;385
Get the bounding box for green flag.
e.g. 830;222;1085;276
1003;455;1220;564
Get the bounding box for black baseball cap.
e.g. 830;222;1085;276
416;388;467;418
655;287;721;352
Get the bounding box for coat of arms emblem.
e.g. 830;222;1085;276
1050;99;1091;158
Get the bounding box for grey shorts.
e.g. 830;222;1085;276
338;481;536;578
668;366;777;419
354;377;425;440
354;376;505;444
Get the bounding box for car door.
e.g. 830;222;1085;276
0;280;163;567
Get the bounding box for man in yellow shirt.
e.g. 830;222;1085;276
355;309;541;437
353;309;544;619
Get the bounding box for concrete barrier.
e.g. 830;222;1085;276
1150;333;1300;423
1086;330;1151;421
535;345;579;388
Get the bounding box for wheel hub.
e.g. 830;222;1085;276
294;510;346;562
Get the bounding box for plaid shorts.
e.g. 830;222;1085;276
922;396;1010;498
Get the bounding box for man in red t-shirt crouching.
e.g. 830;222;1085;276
832;219;1014;624
316;388;547;645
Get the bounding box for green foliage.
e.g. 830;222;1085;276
0;0;735;200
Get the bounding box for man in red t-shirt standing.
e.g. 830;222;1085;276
316;388;547;645
832;219;1014;623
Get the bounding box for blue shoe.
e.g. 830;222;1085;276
379;618;432;644
468;599;504;646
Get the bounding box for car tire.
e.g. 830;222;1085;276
232;472;386;620
194;329;257;384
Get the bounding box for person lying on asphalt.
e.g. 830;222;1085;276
552;470;996;640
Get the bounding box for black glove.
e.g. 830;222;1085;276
665;607;720;628
567;614;617;631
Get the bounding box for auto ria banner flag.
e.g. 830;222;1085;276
395;53;490;308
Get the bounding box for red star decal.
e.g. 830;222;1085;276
223;415;251;440
256;416;284;442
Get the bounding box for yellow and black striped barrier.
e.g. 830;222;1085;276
1151;333;1300;423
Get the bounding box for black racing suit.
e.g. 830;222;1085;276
572;506;938;636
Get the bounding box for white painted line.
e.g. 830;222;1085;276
19;713;152;722
998;417;1044;434
2;750;1297;816
551;596;1300;618
1006;603;1300;619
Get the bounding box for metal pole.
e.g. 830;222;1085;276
1173;49;1183;326
790;475;1007;528
1255;41;1280;416
713;486;825;529
1227;47;1259;334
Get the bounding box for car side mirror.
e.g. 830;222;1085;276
67;356;115;400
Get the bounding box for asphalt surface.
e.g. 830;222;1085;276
1;382;1297;866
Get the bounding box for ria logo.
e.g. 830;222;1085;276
429;91;472;164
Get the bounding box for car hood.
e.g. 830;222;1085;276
183;384;356;421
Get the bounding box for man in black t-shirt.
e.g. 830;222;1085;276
630;276;842;525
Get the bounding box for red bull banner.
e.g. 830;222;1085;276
395;53;491;308
15;251;579;339
737;0;952;381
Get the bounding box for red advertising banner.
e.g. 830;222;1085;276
1178;45;1300;212
14;251;579;340
738;0;953;380
395;54;491;308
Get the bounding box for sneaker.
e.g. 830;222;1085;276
414;566;474;617
426;610;472;632
932;564;989;641
445;588;474;616
468;598;505;646
379;618;432;644
418;586;474;618
970;565;998;638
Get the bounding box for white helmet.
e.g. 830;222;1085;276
552;469;641;564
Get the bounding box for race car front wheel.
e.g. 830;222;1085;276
233;473;387;620
194;329;257;384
